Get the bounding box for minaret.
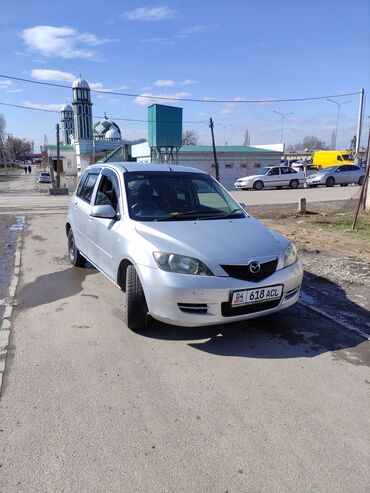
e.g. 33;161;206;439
60;103;74;144
72;77;93;142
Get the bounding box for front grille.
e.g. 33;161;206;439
220;259;278;282
178;303;208;314
221;299;280;317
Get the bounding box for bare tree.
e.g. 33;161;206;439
0;114;6;139
182;130;199;146
6;136;32;160
302;135;327;150
243;129;251;146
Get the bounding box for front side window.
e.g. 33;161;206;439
95;171;120;212
77;172;99;203
268;168;280;176
341;154;353;161
124;171;245;222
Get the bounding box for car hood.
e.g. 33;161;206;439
237;173;265;181
135;217;287;264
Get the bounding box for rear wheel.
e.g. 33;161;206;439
253;180;263;191
325;177;335;187
289;179;299;189
358;176;364;186
68;229;85;267
123;265;148;331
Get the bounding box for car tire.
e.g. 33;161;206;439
289;179;299;189
358;176;364;186
123;265;148;331
253;180;263;191
325;177;335;187
68;229;85;267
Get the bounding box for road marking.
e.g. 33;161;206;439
299;293;370;341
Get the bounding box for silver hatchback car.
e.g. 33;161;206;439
66;163;303;329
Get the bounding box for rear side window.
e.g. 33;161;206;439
77;173;99;203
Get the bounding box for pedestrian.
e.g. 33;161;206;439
24;166;27;174
28;165;31;174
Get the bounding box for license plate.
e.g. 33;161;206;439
231;285;283;307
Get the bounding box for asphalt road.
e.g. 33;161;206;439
0;170;369;492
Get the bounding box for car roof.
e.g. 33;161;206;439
89;161;208;175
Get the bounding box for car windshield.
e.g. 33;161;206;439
125;171;246;222
256;167;272;175
341;154;353;161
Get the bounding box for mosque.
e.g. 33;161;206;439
57;76;125;174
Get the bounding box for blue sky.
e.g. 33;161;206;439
0;0;368;150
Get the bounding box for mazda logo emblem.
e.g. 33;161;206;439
249;261;261;274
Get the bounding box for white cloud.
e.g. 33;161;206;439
31;69;76;83
154;79;175;87
123;6;176;22
180;79;198;86
32;59;47;64
175;25;209;39
220;107;232;115
6;89;23;93
0;80;12;89
21;25;118;59
23;101;63;111
133;92;190;106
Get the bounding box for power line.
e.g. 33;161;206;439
0;101;206;124
0;74;361;104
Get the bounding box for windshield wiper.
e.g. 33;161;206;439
155;208;244;221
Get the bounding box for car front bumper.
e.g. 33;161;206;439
137;260;303;327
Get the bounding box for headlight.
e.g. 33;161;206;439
153;252;213;275
283;242;298;268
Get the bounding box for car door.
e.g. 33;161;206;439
72;170;100;257
334;165;349;184
265;167;280;187
87;168;122;279
280;167;295;186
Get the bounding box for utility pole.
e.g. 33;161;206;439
354;88;365;164
209;117;220;181
56;124;60;188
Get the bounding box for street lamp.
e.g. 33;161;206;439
326;99;351;149
273;111;293;143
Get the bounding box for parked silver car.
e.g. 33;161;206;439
234;166;305;190
38;171;51;184
66;163;303;329
306;165;365;188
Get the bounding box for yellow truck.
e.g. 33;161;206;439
312;150;354;169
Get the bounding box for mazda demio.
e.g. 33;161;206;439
66;163;303;329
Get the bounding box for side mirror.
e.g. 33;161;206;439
90;204;117;219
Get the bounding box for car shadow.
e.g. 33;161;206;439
136;271;370;363
18;266;97;309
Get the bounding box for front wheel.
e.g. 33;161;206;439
123;265;148;331
325;177;335;187
289;179;299;189
68;229;85;267
253;180;263;191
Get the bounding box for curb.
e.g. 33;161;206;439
0;215;25;394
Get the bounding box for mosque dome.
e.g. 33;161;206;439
61;103;73;112
93;118;121;140
105;128;121;141
72;77;90;89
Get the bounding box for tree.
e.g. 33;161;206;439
0;114;6;139
302;135;327;150
349;135;356;154
182;130;199;145
243;129;251;146
6;136;32;159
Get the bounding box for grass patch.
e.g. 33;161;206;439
310;212;370;241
